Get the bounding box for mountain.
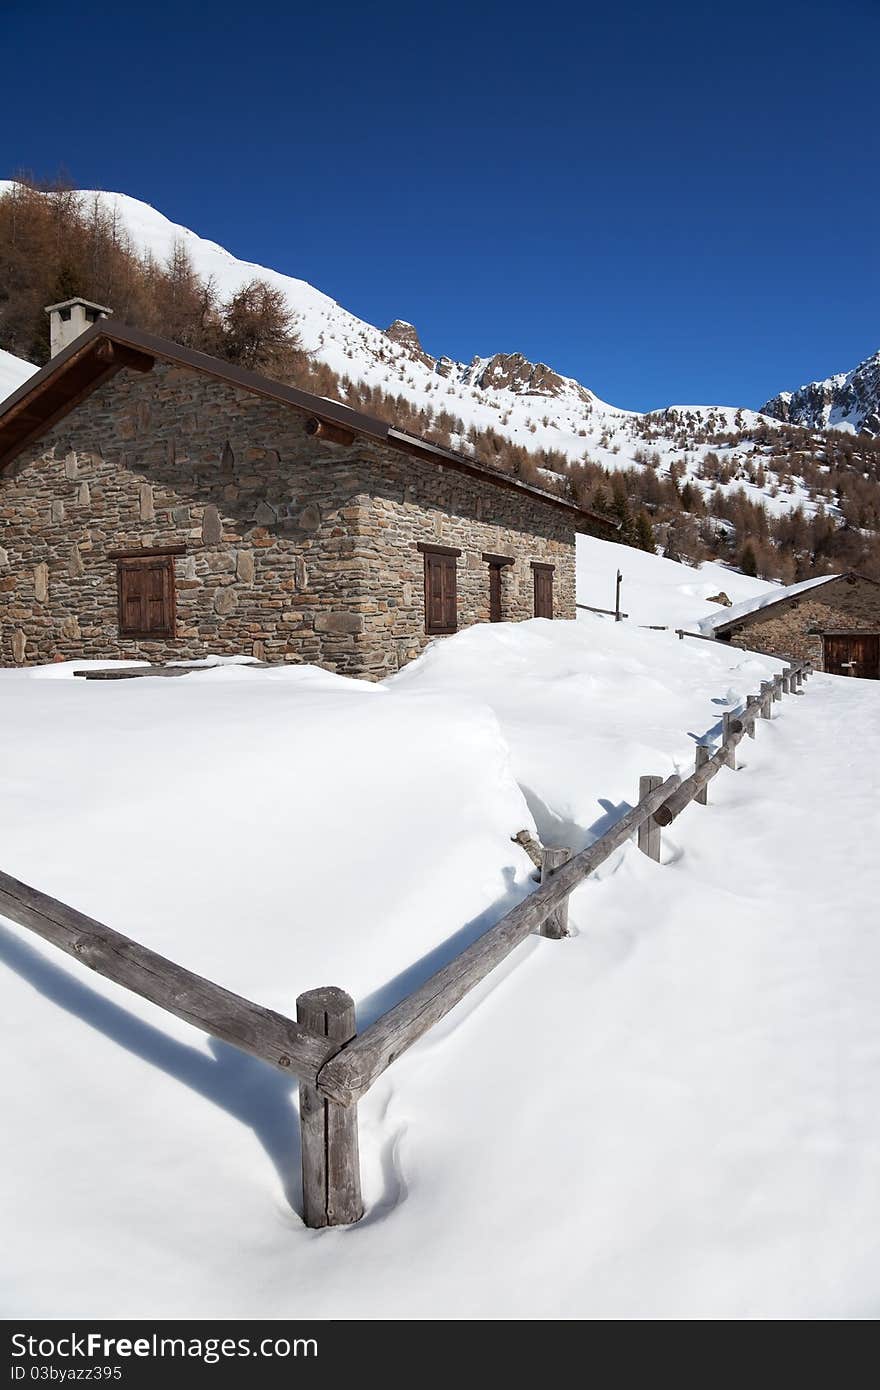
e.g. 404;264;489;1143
0;181;779;467
5;182;880;587
761;350;880;436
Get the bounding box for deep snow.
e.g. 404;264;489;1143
2;584;877;1318
576;532;774;630
0;346;35;399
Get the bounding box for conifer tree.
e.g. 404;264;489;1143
635;510;655;553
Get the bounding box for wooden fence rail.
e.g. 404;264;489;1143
0;869;335;1084
0;660;813;1229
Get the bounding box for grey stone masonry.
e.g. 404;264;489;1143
723;574;880;670
0;359;591;676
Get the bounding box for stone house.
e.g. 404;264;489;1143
0;312;612;677
710;572;880;678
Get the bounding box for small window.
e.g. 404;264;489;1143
419;543;460;635
532;563;554;619
117;554;176;639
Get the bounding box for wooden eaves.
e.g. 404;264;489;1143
0;320;615;531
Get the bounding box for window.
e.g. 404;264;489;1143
418;542;460;635
483;552;514;623
532;562;554;619
116;553;177;639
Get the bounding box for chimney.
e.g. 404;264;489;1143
44;297;112;357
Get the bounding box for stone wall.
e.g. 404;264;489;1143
0;361;371;671
353;441;577;675
725;575;880;668
0;358;582;676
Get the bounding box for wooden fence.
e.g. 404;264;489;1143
0;660;813;1229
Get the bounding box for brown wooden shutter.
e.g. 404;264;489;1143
117;556;176;638
489;563;502;623
533;564;554;619
423;551;458;635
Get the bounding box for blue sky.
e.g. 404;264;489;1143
2;0;877;410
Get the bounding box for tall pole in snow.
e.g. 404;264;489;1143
615;570;623;622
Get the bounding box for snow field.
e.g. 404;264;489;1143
1;546;877;1318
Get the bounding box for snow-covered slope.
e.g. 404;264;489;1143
576;533;775;629
0;346;36;402
761;349;880;436
0;181;802;507
2;592;878;1318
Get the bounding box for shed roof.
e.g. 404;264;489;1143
0;321;612;529
701;570;880;636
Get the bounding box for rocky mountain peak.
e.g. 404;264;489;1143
466;352;590;402
761;349;880;436
383;319;435;370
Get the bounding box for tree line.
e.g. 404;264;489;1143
0;178;301;376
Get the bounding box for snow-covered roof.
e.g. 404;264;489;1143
697;573;841;633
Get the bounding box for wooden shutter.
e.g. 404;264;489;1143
533;564;554;619
117;556;176;638
423;551;458;635
489;563;502;623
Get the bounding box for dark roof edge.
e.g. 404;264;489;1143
0;321;615;530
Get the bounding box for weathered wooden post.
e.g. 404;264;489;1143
539;846;573;937
746;696;758;737
760;680;773;718
772;675;782;702
721;711;737;768
782;669;792;695
637;775;663;860
297;987;364;1229
694;744;711;804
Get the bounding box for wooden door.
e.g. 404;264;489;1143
533;565;553;619
424;551;457;634
823;633;880;679
488;563;502;623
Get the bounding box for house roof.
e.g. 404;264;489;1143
700;570;880;636
0;321;613;529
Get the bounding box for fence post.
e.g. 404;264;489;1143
637;775;663;860
746;696;758;737
782;669;792;695
539;846;573;937
721;711;737;768
296;987;364;1229
772;675;782;702
694;744;711;804
760;680;773;718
